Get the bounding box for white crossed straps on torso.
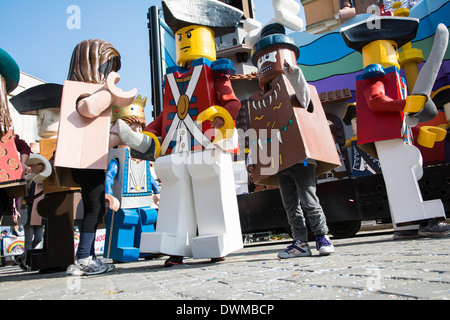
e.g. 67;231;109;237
161;65;215;155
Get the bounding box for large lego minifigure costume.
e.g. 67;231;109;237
119;0;244;261
10;82;82;272
54;39;137;275
340;13;448;226
103;95;159;262
244;20;341;186
243;0;340;255
0;48;29;222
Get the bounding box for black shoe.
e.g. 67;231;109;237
16;254;30;271
164;256;183;267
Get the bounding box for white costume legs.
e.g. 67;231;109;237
375;139;446;226
140;150;243;258
140;153;196;257
188;149;243;258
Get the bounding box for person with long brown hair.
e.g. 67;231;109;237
65;39;124;276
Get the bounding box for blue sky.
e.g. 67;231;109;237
0;0;304;121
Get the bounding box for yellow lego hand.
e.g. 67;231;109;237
197;106;234;144
417;126;447;148
404;94;427;113
142;131;161;159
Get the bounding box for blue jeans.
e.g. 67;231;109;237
277;162;328;242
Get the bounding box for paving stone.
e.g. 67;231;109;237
0;231;449;301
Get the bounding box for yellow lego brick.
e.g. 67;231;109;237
394;8;410;17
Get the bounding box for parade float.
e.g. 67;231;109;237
146;0;450;239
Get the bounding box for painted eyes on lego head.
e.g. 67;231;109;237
257;51;278;70
178;32;192;42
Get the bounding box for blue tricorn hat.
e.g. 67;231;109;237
251;23;300;66
340;15;419;53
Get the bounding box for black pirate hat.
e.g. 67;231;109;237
162;0;243;37
340;16;419;52
10;83;63;115
432;85;450;111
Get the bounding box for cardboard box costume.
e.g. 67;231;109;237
248;76;341;185
0;48;26;199
340;15;447;225
10;82;82;272
247;25;341;186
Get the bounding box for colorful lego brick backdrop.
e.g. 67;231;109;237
290;0;450;100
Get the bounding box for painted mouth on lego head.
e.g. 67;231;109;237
180;46;191;52
261;64;272;74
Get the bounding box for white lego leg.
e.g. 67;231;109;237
375;139;446;226
187;149;243;259
394;224;419;232
140;153;196;257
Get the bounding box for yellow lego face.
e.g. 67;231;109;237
176;25;216;67
362;40;400;69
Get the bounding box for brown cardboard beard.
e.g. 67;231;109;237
248;74;341;186
249;74;303;184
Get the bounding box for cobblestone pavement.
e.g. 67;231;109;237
0;230;449;302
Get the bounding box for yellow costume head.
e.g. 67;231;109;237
176;25;216;67
362;40;400;69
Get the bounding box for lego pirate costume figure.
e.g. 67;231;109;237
243;0;341;258
340;13;449;236
118;0;243;266
103;95;160;262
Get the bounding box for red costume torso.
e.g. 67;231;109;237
145;59;240;155
356;66;408;146
0;131;27;184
